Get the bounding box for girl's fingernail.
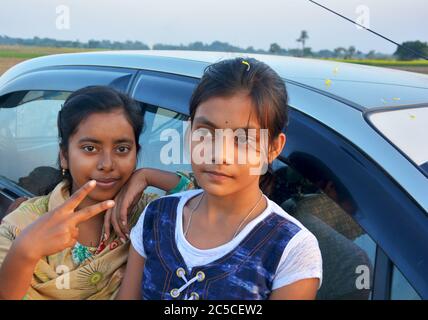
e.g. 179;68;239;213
126;233;130;239
121;220;126;226
120;237;126;244
104;233;109;241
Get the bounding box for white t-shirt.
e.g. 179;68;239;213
131;189;323;290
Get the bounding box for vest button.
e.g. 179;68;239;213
176;267;186;278
190;292;200;300
196;271;205;282
170;288;180;298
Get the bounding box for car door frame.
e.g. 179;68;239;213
282;106;427;299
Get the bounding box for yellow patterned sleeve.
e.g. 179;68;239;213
0;221;16;268
128;192;159;229
0;196;49;268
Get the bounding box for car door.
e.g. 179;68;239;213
0;66;138;219
273;84;427;299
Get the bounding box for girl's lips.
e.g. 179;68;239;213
93;179;120;189
203;170;233;182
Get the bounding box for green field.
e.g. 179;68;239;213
326;58;428;68
0;45;99;58
1;45;428;75
0;45;100;75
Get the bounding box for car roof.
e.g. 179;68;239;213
1;50;428;110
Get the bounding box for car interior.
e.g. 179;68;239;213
270;159;373;300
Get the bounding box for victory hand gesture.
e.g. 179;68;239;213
16;180;115;261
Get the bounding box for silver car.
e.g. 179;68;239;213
0;51;427;299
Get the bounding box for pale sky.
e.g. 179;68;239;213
1;0;427;54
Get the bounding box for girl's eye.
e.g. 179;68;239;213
236;134;258;145
194;128;213;138
82;145;97;153
235;135;259;151
235;134;248;144
116;146;131;153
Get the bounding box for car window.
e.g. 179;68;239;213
390;265;422;300
137;103;192;196
132;71;197;116
367;106;428;177
131;71;198;196
0;67;136;95
0;90;70;195
271;159;376;300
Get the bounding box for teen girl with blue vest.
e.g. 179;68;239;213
117;58;322;300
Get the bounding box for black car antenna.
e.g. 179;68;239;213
307;0;428;60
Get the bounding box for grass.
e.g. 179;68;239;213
0;45;103;75
325;58;428;67
1;45;427;75
0;45;100;59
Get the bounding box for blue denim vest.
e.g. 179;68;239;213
141;195;301;300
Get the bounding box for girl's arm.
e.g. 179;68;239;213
269;278;319;300
269;230;322;300
116;244;145;300
141;168;182;192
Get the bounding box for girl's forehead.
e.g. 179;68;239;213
71;111;135;141
194;94;261;129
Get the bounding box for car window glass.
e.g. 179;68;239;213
368;106;428;176
0;90;70;195
271;159;376;300
137;103;192;196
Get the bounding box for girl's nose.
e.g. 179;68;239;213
97;152;114;171
212;131;235;165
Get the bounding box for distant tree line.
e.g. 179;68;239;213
393;41;428;61
0;35;149;50
1;34;427;60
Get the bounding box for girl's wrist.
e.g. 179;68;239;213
13;232;42;264
137;168;181;191
167;172;190;194
135;168;150;187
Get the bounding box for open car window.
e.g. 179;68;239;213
0;90;70;195
270;159;376;300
